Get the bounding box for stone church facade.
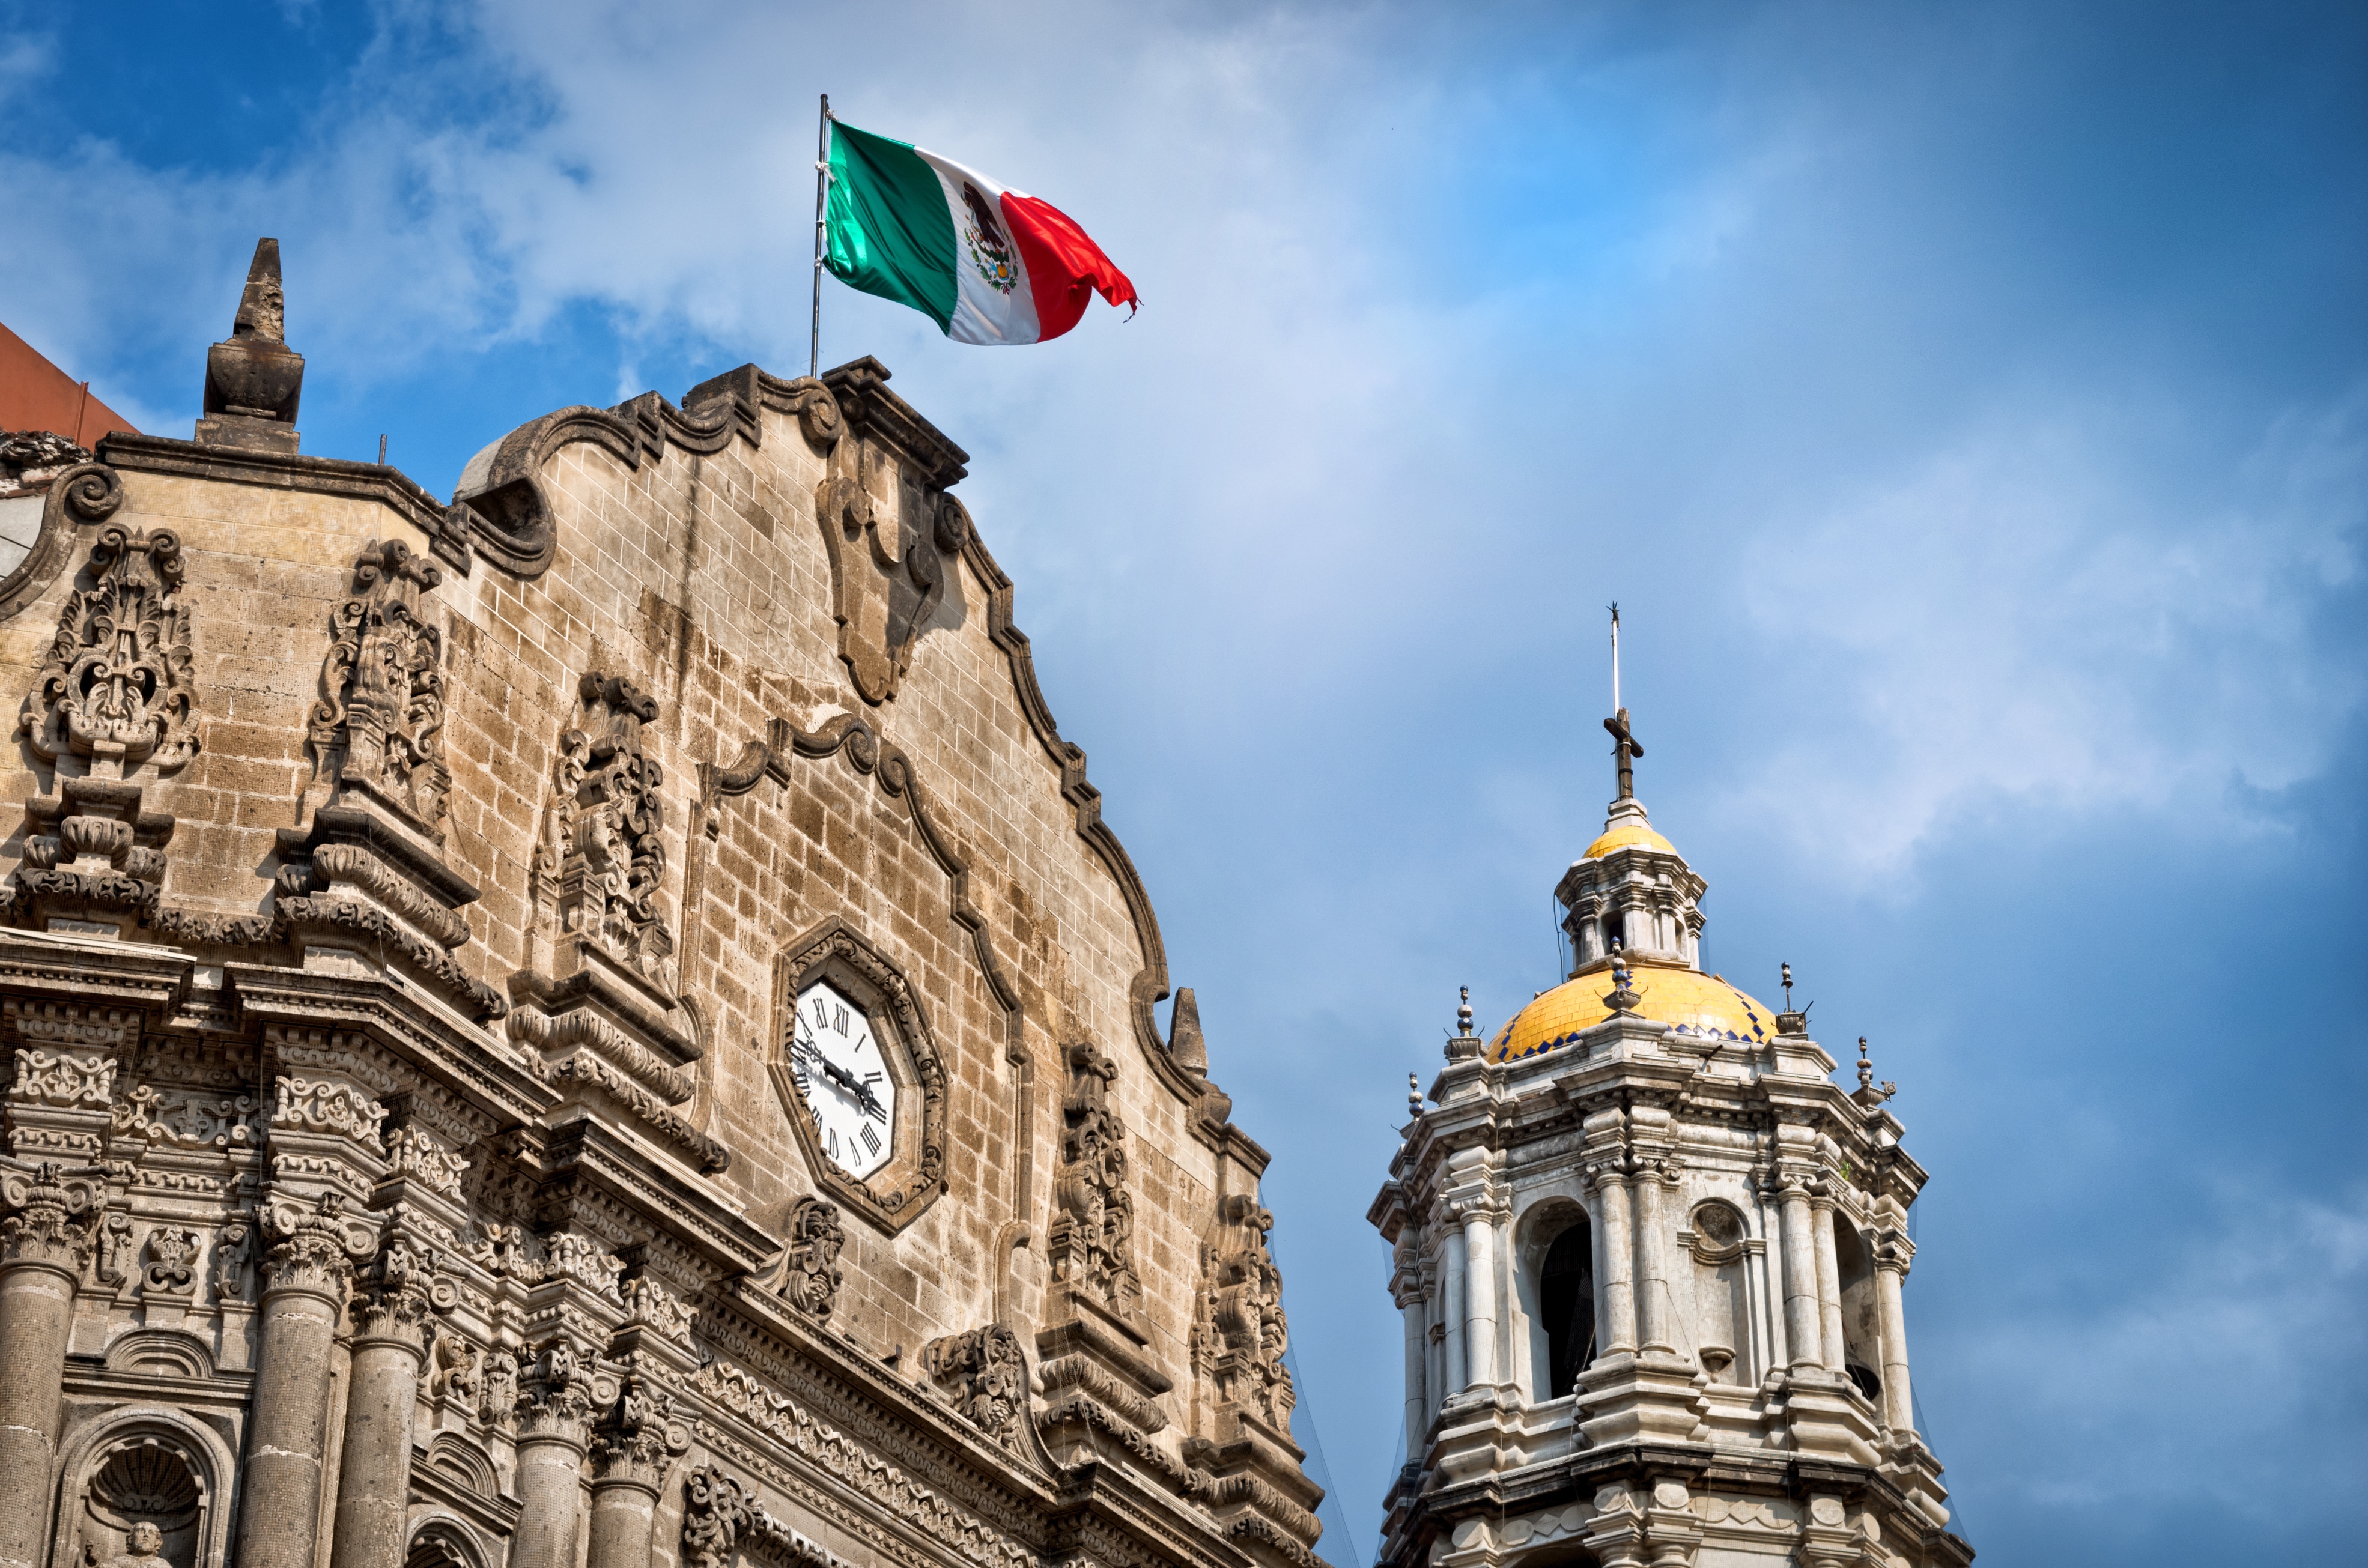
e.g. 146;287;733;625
0;243;1322;1568
1371;731;1975;1567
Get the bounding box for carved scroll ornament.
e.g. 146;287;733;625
925;1323;1028;1450
1198;1194;1295;1430
779;1195;845;1321
1050;1042;1141;1315
20;526;199;775
308;539;451;836
816;476;970;704
533;672;677;992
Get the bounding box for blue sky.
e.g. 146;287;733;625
5;2;2362;1561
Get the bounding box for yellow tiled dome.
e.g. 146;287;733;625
1487;965;1779;1064
1580;821;1677;860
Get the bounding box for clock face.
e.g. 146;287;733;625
788;978;897;1179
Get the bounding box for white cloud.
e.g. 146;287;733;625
1725;386;2367;882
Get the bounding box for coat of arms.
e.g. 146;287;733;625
960;183;1020;295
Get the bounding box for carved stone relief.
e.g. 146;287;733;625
779;1196;844;1322
815;475;970;704
532;672;676;993
306;539;451;838
19;525;199;777
1198;1194;1295;1432
924;1323;1028;1450
1050;1042;1141;1316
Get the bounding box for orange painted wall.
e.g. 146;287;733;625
0;320;140;444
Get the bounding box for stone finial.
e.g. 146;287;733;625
1603;941;1642;1014
1853;1036;1898;1107
1168;987;1208;1077
198;238;305;453
1456;985;1474;1038
1407;1071;1422;1116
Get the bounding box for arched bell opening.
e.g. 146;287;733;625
1511;1200;1597;1403
1833;1215;1884;1402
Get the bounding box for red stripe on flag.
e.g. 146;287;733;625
1000;192;1137;342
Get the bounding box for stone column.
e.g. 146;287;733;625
1461;1205;1498;1390
1875;1246;1916;1432
1811;1196;1845;1376
585;1358;689;1568
1398;1284;1428;1442
1441;1226;1468;1394
238;1196;366;1568
512;1340;599;1568
329;1234;448;1568
1584;1179;1611;1361
0;1166;101;1568
1596;1172;1638;1355
1632;1164;1674;1357
1776;1181;1823;1372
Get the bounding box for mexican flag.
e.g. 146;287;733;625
824;120;1138;345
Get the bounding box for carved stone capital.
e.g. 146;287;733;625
588;1355;690;1491
259;1191;376;1301
350;1229;455;1346
0;1160;106;1273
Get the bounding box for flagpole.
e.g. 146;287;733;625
811;93;833;379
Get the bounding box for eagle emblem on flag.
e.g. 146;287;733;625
959;182;1020;295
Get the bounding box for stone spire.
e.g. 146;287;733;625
198;238;305;454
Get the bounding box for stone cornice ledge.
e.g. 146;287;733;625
224;962;550;1127
99;432;471;572
529;1118;775;1279
0;928;193;1014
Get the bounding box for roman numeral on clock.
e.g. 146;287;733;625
860;1124;881;1154
826;1127;841;1160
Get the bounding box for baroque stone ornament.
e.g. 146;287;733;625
0;1161;106;1271
260;1191;376;1298
779;1195;845;1321
306;539;451;837
589;1355;691;1487
1198;1195;1295;1430
1051;1042;1141;1315
20;525;199;776
515;1337;601;1442
350;1229;454;1340
139;1227;201;1296
532;672;676;991
925;1323;1028;1450
815;473;971;704
680;1465;754;1568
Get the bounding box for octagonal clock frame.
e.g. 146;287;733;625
768;917;948;1234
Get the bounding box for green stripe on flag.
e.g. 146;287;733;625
826;122;958;333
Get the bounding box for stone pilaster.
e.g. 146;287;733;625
0;1162;105;1568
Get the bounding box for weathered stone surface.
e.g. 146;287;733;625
0;244;1322;1568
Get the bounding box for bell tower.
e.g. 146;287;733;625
1368;638;1971;1568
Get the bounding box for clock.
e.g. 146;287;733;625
788;977;897;1178
768;919;950;1234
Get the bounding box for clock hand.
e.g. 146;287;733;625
812;1055;886;1118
